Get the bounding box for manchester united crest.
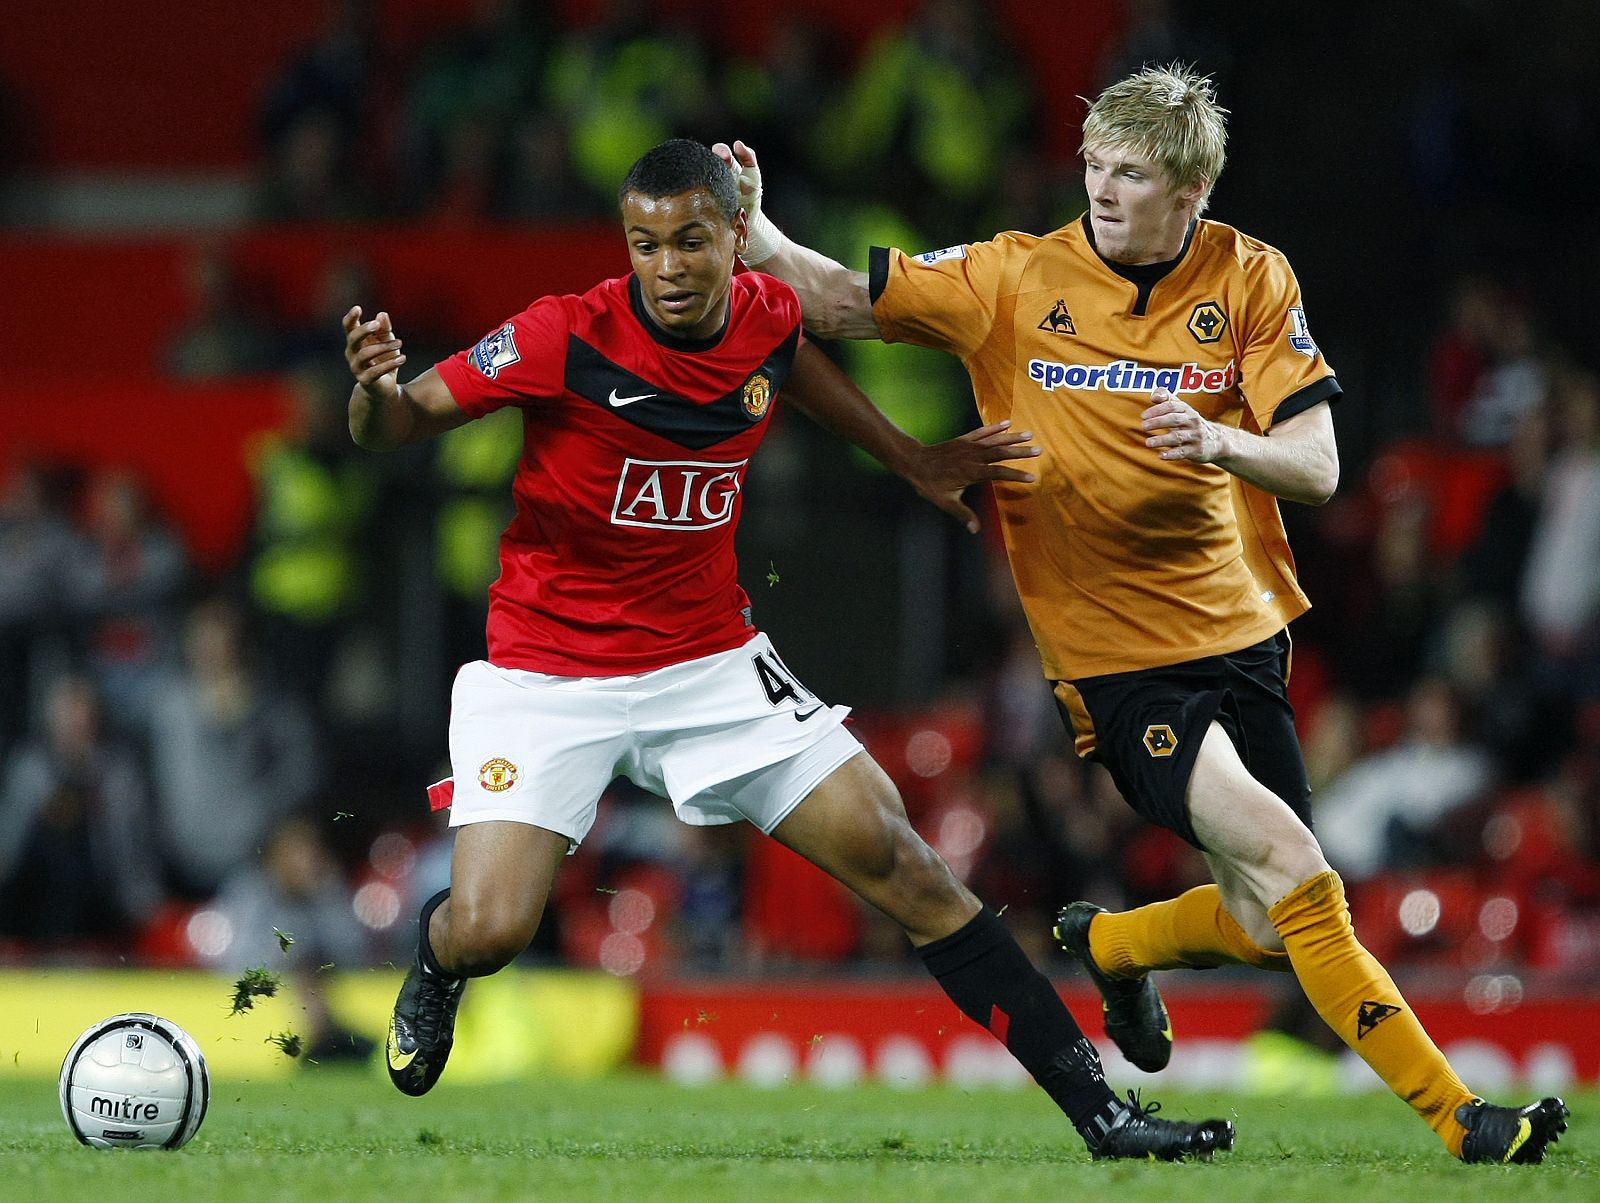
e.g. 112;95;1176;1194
478;757;519;792
742;372;772;420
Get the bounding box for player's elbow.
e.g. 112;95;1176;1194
805;291;880;341
351;431;398;453
1317;440;1342;502
795;267;878;341
348;387;419;452
801;308;846;340
1302;454;1340;505
349;413;387;452
348;409;404;453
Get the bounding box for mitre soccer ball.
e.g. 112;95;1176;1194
59;1013;210;1150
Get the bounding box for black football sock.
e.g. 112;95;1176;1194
916;908;1123;1144
416;888;459;978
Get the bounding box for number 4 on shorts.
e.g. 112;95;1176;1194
751;650;805;706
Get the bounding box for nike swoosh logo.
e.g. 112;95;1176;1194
609;388;656;407
794;707;823;722
387;1021;418;1070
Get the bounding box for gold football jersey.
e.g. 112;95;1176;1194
872;215;1341;679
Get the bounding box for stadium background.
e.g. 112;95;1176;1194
2;0;1598;1095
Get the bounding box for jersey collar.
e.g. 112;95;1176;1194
627;274;731;352
1080;213;1198;318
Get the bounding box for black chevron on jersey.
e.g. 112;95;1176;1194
564;328;799;450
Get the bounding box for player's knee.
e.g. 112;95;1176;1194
446;898;539;974
1208;806;1327;910
1277;822;1328;874
876;834;981;943
1224;895;1284;952
884;830;965;909
842;813;945;895
844;781;920;884
1259;826;1329;897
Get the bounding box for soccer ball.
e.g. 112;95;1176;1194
59;1013;210;1150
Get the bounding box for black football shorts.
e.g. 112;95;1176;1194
1052;631;1312;850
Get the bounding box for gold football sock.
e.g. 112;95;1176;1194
1269;870;1475;1154
1088;884;1292;978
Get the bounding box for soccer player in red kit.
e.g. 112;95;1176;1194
342;139;1232;1160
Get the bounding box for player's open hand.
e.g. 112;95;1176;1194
342;305;406;399
905;420;1040;533
1142;389;1226;463
712;139;761;216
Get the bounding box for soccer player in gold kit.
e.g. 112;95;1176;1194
717;63;1569;1165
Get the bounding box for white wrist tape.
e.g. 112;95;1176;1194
742;209;787;266
730;156;786;266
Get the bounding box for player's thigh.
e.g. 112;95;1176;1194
1187;723;1326;907
448;820;572;941
1059;635;1313;852
442;660;628;946
768;750;907;879
768;752;978;942
1055;669;1229;848
1223;632;1314;830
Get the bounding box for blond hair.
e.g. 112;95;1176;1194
1081;64;1228;213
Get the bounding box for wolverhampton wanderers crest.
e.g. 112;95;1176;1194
1143;725;1178;757
1187;302;1227;344
742;372;773;420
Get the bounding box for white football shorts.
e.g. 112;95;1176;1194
443;633;862;844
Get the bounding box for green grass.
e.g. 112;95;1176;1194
5;1071;1592;1202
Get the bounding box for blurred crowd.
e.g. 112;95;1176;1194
3;0;1600;1001
249;0;1060;246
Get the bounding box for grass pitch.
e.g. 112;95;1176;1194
4;1070;1592;1202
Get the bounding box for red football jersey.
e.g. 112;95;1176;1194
435;271;801;675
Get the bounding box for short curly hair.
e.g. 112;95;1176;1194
618;139;739;222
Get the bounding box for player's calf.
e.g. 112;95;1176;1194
387;889;467;1097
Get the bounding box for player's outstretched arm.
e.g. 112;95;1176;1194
713;139;881;342
343;306;471;450
785;341;1038;533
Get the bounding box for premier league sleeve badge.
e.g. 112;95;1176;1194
472;322;522;379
